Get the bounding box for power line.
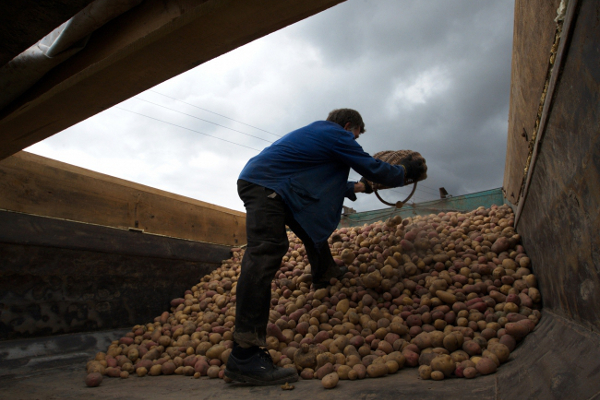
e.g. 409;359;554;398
114;107;264;152
418;182;441;192
140;92;444;196
131;97;275;144
390;185;439;196
148;90;282;138
117;98;444;199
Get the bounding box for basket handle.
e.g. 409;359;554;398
373;182;417;208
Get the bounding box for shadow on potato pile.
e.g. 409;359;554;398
86;204;540;388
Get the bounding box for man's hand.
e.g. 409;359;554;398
357;177;373;194
400;154;427;184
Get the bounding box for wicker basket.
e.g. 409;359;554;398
366;149;427;207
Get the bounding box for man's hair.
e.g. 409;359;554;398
326;108;365;133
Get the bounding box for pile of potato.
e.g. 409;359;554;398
86;204;541;388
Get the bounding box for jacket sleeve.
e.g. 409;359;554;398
345;181;358;201
331;134;406;188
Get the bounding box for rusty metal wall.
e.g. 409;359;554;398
516;0;600;333
0;211;232;340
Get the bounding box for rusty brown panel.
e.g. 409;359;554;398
503;0;561;204
0;210;236;340
0;210;233;263
0;152;246;246
0;243;218;341
517;0;600;333
0;1;95;66
0;0;345;161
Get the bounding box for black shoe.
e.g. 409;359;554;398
312;266;348;289
225;347;298;386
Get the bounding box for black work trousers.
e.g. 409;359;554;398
234;180;335;347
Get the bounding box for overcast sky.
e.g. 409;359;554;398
27;0;515;214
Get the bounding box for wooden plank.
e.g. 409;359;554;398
503;0;561;204
0;152;246;246
517;0;600;333
0;0;345;160
515;0;580;226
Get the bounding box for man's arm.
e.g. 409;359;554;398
344;181;371;202
331;134;406;188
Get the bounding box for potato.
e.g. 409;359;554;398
346;354;361;367
348;369;358;380
430;354;454;377
436;291;457;305
207;366;220;378
499;334;517;352
300;368;315;380
476;357;497;375
314;331;330;344
89;205;539;385
385;360;400;374
463;367;477;379
462;341;482;356
294;344;319;369
148;364;162;376
206;345;226;359
85;372;103;387
127;347;139;363
136;367;148;377
196;342;212;356
161;361;176;375
86;361;106;375
442;333;461;353
450;350;469;363
482;350;501;367
412;332;432;349
316;363;334;380
105;367;121;378
193;359;209;375
418;352;438;366
337;365;352;379
121;362;134;373
322;372;339;389
366;363;388;378
402;350;419;367
419;365;432;380
135;359;153;371
385;351;406;368
431;370;445;380
352;364;367;379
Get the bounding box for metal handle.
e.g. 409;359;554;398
374;182;417;208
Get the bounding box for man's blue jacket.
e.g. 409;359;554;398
239;120;406;245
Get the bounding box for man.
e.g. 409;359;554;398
224;109;426;385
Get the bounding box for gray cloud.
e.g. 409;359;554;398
27;0;515;215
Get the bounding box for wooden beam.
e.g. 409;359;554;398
502;0;561;205
0;151;246;246
0;0;345;161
